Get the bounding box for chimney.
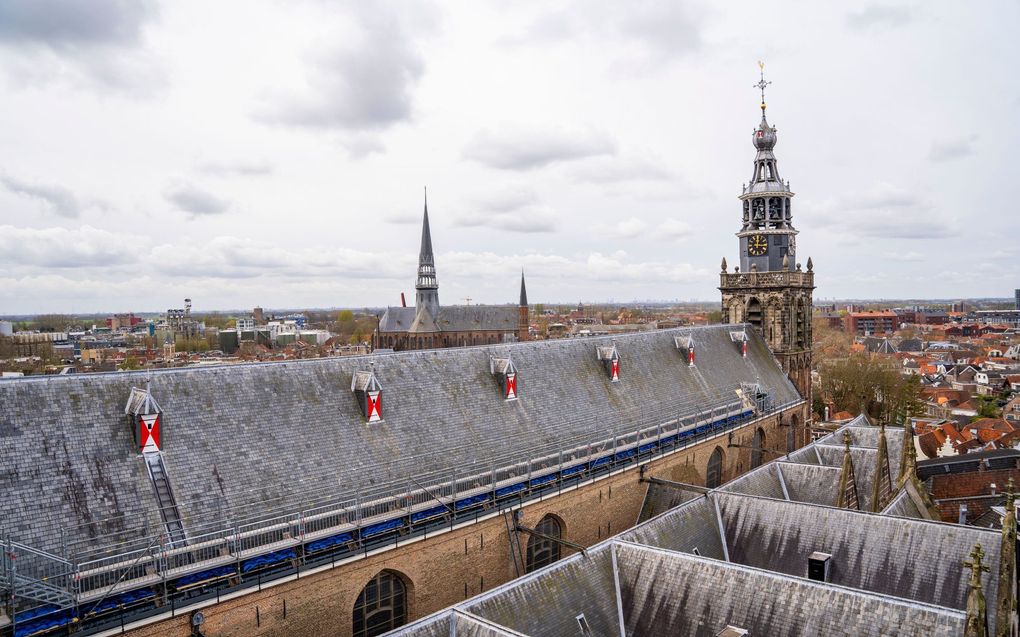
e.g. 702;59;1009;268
958;503;968;525
400;292;407;308
807;551;832;582
991;483;997;496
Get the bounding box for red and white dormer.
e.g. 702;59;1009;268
730;330;749;358
490;355;518;401
597;343;620;382
352;367;383;423
124;380;162;455
675;335;695;366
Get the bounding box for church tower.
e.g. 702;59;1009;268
720;65;814;398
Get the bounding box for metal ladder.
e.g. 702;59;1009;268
503;511;525;578
145;454;187;547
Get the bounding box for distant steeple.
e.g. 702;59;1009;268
519;270;528;307
415;188;440;318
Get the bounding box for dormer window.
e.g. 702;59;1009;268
491;355;518;400
125;382;162;454
675;335;695;366
352;368;383;423
730;330;748;358
596;344;620;382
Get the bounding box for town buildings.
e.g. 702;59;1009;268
3;76;1012;637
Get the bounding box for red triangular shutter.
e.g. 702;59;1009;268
367;391;381;422
506;373;517;399
611;359;619;381
139;414;160;453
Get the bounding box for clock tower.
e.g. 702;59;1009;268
720;65;814;400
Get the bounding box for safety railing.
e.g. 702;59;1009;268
3;396;803;636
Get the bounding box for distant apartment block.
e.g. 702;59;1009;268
106;313;143;330
844;311;898;336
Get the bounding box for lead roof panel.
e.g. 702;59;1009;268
0;325;801;556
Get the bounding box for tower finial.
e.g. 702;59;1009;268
754;60;771;112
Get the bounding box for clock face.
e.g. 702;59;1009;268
747;234;768;256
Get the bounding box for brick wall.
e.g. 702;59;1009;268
122;405;806;637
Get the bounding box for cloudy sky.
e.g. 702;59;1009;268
0;0;1016;314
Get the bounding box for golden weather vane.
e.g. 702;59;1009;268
754;61;771;111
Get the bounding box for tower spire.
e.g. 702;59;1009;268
519;269;528;307
754;60;771;113
415;188;440;317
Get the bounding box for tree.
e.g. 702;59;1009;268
974;395;1001;420
818;355;921;422
119;356;142;371
706;310;723;324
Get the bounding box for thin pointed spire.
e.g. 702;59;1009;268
899;410;916;487
419;186;435;267
964;544;990;637
415;188;440;317
872;419;892;512
997;479;1017;637
519;269;528;307
836;430;859;510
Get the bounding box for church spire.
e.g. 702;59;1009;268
519;270;528;307
836;430;860;510
415;188;440;318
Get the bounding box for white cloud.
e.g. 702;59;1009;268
452;189;558;233
0;0;164;93
656;218;693;240
929;135;978;162
0;174;81;218
0;225;142;268
164;183;230;217
806;183;958;240
463;127;616;170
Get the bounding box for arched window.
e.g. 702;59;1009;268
706;447;724;488
353;570;407;637
751;428;765;469
526;515;562;573
746;298;763;333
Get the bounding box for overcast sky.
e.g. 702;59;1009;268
0;0;1017;314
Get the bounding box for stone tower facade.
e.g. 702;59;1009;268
720;72;814;399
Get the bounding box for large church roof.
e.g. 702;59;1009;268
378;304;522;334
0;325;800;558
391;419;998;636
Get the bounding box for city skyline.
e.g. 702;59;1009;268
1;1;1017;313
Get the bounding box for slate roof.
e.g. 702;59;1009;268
378;305;521;334
393;539;968;637
0;325;800;557
388;419;1000;636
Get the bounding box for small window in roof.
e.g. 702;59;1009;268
576;614;593;637
717;627;749;637
692;547;701;556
